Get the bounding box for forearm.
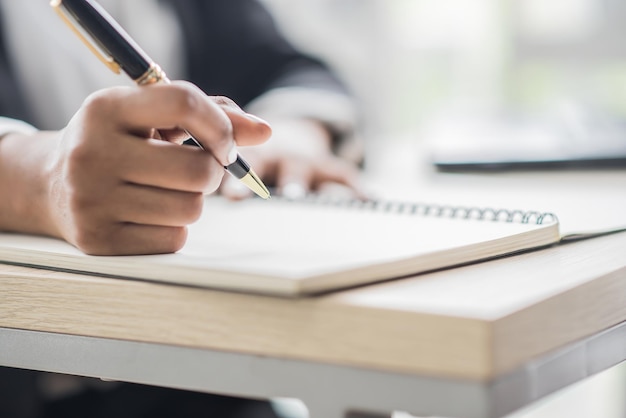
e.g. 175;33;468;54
0;131;59;237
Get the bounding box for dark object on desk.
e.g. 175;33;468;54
427;105;626;172
434;156;626;172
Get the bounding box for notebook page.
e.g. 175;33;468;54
0;196;560;294
179;197;558;278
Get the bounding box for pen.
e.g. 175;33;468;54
50;0;271;200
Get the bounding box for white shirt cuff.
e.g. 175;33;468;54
245;87;363;162
0;117;38;138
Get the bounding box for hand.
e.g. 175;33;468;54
220;118;363;200
0;82;271;255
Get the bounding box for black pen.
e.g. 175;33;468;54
50;0;270;199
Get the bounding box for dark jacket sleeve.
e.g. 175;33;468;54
169;0;350;107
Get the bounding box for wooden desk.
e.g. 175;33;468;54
2;230;625;418
2;140;626;417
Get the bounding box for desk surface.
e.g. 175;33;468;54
2;232;626;418
2;150;626;417
2;230;625;382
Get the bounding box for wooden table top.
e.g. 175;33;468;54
2;229;625;381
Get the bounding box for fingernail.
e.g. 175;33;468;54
227;145;238;165
244;113;269;125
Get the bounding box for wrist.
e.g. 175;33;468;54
0;131;61;238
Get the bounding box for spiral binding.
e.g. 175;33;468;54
278;194;558;225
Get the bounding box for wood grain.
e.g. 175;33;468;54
2;232;626;381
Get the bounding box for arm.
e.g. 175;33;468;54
0;128;57;237
0;82;270;255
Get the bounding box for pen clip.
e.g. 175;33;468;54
50;0;121;75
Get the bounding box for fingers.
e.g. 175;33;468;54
58;84;272;255
314;160;368;200
113;184;205;227
268;149;361;194
64;178;206;256
308;158;363;193
79;224;189;256
109;83;233;165
112;224;188;255
220;105;272;146
95;83;270;165
120;137;224;193
275;158;314;200
158;127;190;144
158;97;271;146
67;183;204;255
219;151;365;201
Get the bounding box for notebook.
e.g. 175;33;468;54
0;196;562;296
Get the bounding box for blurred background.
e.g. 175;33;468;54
262;0;626;169
261;1;625;418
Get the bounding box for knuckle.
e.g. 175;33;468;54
186;153;221;187
215;120;233;143
186;154;213;184
65;142;94;175
81;88;119;117
205;120;234;158
211;95;238;109
81;91;107;114
66;186;96;217
163;227;188;253
73;232;100;255
71;224;109;255
169;85;200;118
180;193;204;223
50;175;108;255
205;164;225;194
197;158;225;194
167;85;235;155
